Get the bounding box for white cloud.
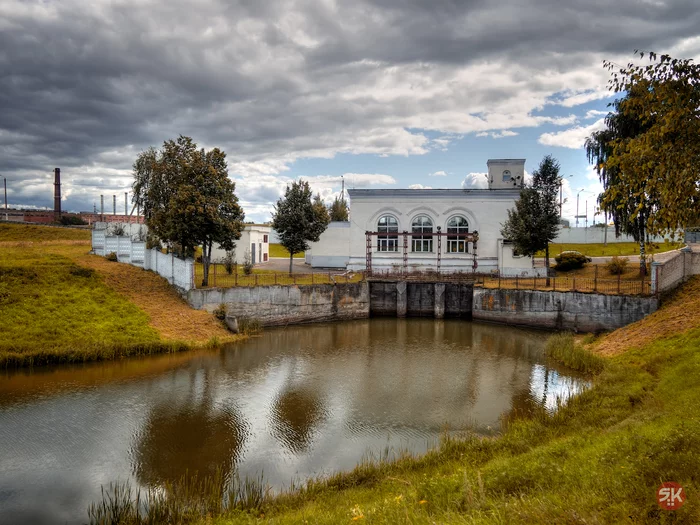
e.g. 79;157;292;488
474;130;519;139
429;170;447;177
584;109;608;119
409;184;432;189
462;172;489;189
537;118;606;149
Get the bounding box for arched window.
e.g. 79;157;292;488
446;216;469;253
502;169;511;182
377;215;398;252
411;215;433;252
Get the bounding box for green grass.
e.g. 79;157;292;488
0;244;181;367
537;241;684;257
269;243;305;258
86;278;700;524
0;223;91;241
545;333;606;374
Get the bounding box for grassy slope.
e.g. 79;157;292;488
211;278;700;524
538;241;683;257
269;243;305;258
0;224;236;367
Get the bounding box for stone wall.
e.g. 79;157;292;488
187;282;370;326
472;288;657;332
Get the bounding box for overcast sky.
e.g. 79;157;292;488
1;0;699;223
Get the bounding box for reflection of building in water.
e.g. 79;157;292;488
130;368;247;485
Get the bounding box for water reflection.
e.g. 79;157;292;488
0;319;587;525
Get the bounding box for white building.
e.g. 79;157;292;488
306;159;545;277
210;224;271;265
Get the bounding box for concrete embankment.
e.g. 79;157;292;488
188;280;657;332
187;282;370;326
472;288;658;332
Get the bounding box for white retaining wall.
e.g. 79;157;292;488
91;228;194;291
554;226;675;245
651;245;700;294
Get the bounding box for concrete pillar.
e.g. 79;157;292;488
434;283;445;319
396;281;407;317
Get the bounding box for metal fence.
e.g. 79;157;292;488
193;263;364;288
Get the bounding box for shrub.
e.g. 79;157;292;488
213;303;227;321
223;251;236;275
106;252;118;262
606;255;629;275
60;215;88;226
238;317;263;335
242;250;254;275
554;251;589;271
109;223;126;236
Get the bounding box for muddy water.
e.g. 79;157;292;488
0;319;586;524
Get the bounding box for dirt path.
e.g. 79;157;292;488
71;247;234;344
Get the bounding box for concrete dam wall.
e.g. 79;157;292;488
188;281;657;332
473;288;658;333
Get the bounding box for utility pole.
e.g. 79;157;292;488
576;193;579;227
124;192;128;217
113;195;116;216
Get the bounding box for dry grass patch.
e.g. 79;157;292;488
73;252;234;344
0;223;91;242
593;275;700;356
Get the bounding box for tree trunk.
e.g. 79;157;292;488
202;241;211;287
289;252;294;276
639;239;647;276
545;243;551;286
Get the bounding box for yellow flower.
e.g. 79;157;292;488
419;500;428;505
352;516;364;521
394;495;403;502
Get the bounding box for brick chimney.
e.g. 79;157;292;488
53;168;61;220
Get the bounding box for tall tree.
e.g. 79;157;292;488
501;155;562;283
272;182;330;275
132;135;245;287
600;51;700;240
585;90;654;275
328;195;349;221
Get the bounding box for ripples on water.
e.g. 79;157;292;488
0;318;587;524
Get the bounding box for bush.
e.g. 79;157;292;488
242;250;254;276
106;252;118;262
213;303;227;321
109;223;126;236
606;255;629;275
223;252;236;275
60;215;88;226
554;251;589;271
238;317;263;335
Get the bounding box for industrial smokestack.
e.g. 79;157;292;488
100;195;104;221
113;195;116;216
53;168;61;220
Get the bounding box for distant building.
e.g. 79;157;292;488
306;159;545;277
79;212;144;225
210;224;271;265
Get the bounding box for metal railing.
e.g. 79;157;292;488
193;263;365;288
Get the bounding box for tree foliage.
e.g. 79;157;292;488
600;51;700;236
328;195;349;221
132;135;245;286
271;181;330;274
501;155;561;280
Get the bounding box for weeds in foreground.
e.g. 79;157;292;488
545;333;605;374
88;470;268;525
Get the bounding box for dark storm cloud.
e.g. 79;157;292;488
0;0;699;213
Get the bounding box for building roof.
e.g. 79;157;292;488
346;188;521;198
486;158;526;164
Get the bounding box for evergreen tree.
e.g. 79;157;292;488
328;195;349;221
501;155;561;283
272;182;330;274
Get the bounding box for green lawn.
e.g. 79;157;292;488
269;243;305;258
537;241;684;257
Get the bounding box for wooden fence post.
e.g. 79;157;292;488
213;263;217;287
